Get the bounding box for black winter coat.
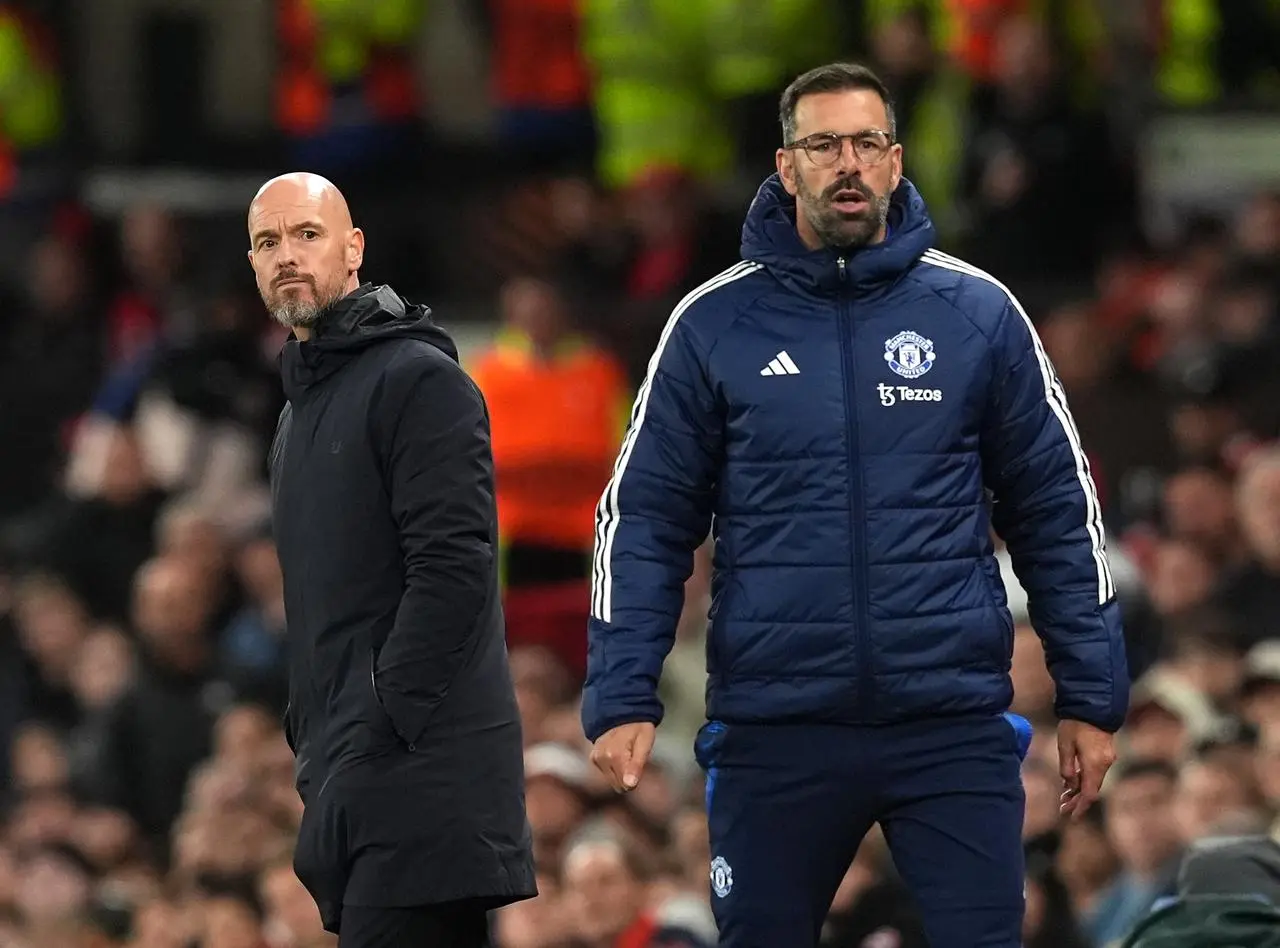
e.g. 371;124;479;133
268;284;536;933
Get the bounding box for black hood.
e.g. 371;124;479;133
278;283;458;398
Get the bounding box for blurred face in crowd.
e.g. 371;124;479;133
214;704;278;769
200;896;263;948
236;537;283;610
13;578;90;683
7;793;77;851
132;558;215;669
1169;401;1241;466
501;277;567;354
247;172;364;332
71;629;135;712
1163;468;1238;562
1234;192;1280;262
1105;771;1182;874
1056;817;1119;895
29;234;87;316
1173;760;1258;843
1038;305;1105;392
259;863;325;945
493;870;567;948
670;806;711;893
510;646;573;745
1147;539;1216;616
122;204;181;290
525;774;589;867
10;724;69;794
1168;637;1244;708
1010;624;1055;720
99;424;151;505
1124;705;1188;764
0;845;16;908
994;16;1055;96
72;807;138;873
158;509;229;578
1258;730;1280;807
15;849;91;927
1215;282;1275;347
871;10;932;80
131;898;195;948
778;87;902;250
1237;456;1280;569
1242;679;1280;734
562;840;647;946
1022;761;1061;841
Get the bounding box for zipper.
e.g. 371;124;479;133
836;256;874;719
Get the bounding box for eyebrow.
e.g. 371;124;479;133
251;220;327;245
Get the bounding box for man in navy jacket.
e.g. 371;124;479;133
582;63;1129;948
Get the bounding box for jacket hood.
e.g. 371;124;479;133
739;173;936;297
278;283;458;397
1178;835;1280;902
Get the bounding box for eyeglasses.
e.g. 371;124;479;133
783;130;895;168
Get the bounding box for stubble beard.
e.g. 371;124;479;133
797;174;891;250
265;278;342;330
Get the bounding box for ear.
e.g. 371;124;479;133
890;144;904;191
776;148;798;196
246;249;254;269
348;228;365;273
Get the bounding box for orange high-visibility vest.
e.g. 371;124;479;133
470;332;631;552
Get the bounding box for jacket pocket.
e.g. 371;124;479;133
978;557;1014;664
368;650;403;744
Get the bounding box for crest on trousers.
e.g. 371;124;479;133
710;856;734;897
884;330;936;379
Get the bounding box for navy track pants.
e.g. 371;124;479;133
694;712;1032;948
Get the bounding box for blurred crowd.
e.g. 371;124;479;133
2;1;1280;947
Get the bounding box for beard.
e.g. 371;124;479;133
796;173;891;250
263;274;342;330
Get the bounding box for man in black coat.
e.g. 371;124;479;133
248;172;537;947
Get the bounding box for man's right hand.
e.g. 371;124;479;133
589;722;656;792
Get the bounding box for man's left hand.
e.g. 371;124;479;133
1057;719;1117;821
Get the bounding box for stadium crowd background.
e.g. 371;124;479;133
2;1;1280;946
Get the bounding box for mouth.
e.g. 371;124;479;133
275;277;309;289
829;189;870;214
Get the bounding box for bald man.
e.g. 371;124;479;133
250;173;536;947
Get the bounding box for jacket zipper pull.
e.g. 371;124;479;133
838;256;847;282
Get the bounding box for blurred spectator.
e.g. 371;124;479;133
558;822;716;948
8;422;165;625
0;233;101;521
475;0;597;176
83;557;228;847
218;521;288;714
471;275;630;678
958;15;1129;303
1089;760;1183;945
820;826;928;948
1215;447;1280;644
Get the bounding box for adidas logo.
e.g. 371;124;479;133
760;351;800;376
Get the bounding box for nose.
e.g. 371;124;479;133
274;237;300;268
835;139;862;175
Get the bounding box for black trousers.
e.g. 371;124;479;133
338;902;490;948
